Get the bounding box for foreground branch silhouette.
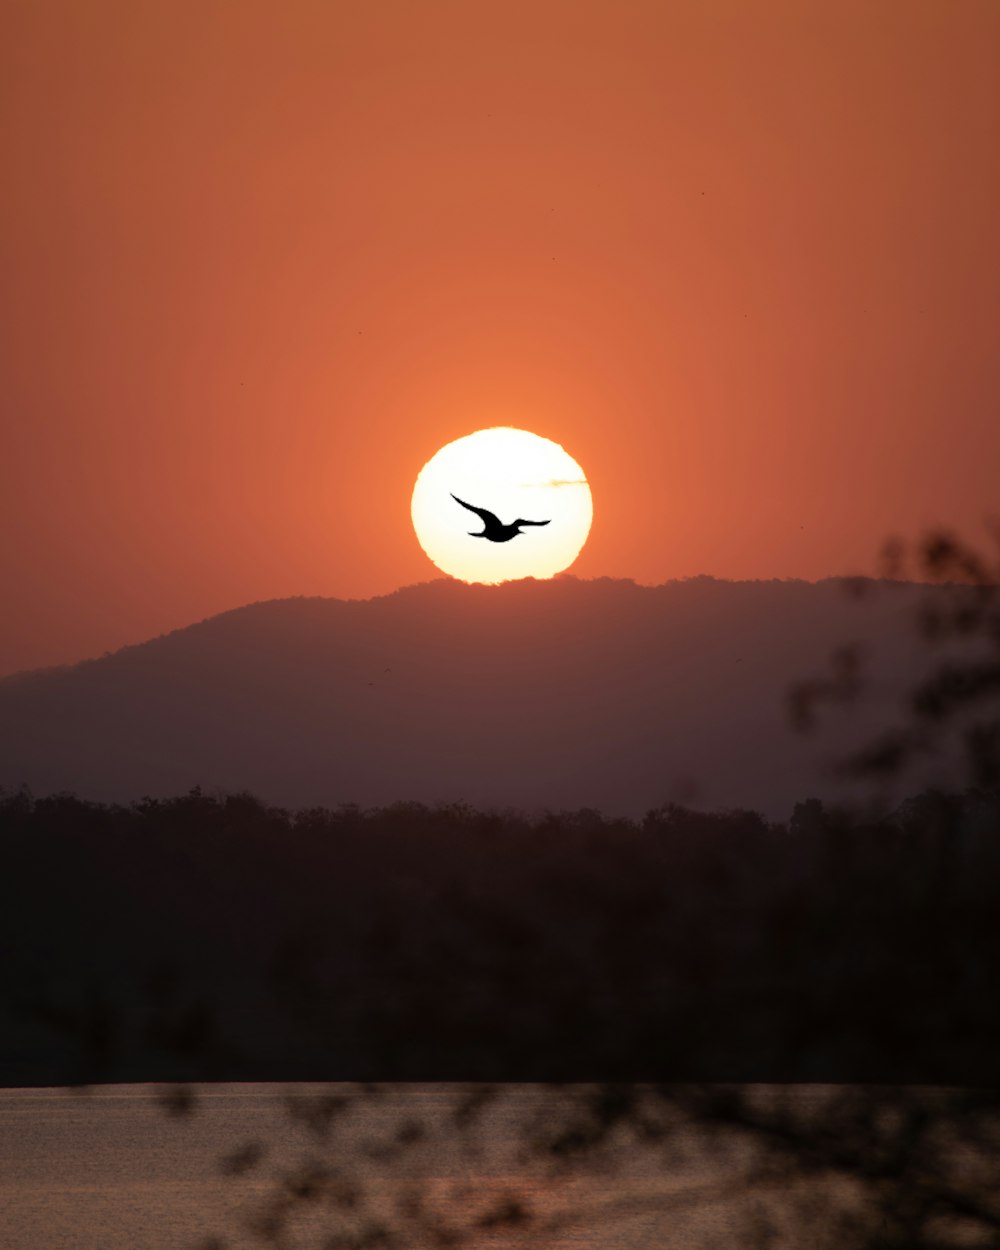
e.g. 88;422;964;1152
6;526;1000;1248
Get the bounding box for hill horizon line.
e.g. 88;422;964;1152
2;570;914;684
0;572;945;819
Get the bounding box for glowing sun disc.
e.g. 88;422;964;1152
411;427;593;584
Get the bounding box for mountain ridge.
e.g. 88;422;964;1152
3;574;875;683
0;575;932;816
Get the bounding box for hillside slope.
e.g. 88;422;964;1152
0;576;930;816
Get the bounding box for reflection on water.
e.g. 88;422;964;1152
1;1083;994;1250
0;1084;785;1250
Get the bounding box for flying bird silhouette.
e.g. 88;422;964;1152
450;494;551;542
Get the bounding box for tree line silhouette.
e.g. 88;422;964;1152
4;781;1000;1088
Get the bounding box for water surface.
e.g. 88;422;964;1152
0;1083;855;1249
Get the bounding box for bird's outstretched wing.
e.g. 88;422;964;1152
513;517;551;527
451;494;500;525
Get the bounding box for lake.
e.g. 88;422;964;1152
0;1083;799;1249
0;1082;982;1248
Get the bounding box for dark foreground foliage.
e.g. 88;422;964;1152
6;527;1000;1248
135;1082;1000;1250
3;784;1000;1086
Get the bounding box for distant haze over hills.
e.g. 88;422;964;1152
0;577;937;817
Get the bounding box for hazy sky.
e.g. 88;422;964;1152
3;0;998;673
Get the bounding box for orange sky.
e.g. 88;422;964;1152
2;0;999;674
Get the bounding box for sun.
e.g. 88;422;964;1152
411;427;593;584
